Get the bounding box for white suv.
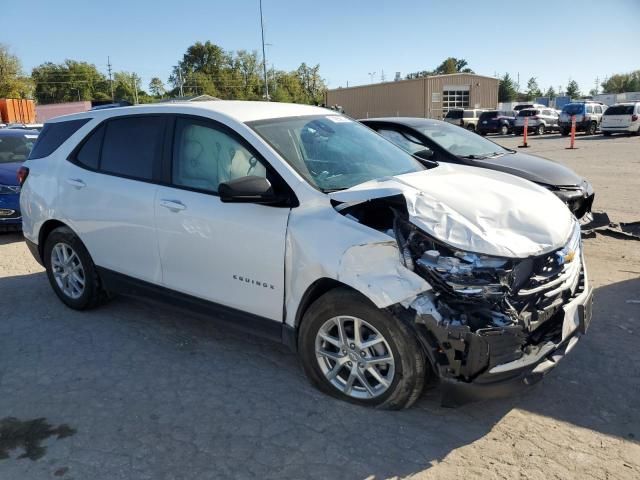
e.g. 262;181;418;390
600;102;640;136
19;101;593;409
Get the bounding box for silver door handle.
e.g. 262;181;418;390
66;178;86;188
159;199;186;212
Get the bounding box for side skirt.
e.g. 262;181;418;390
96;267;297;349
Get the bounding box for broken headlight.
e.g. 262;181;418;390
415;248;511;299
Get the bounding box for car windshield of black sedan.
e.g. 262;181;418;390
251;115;426;191
414;122;510;159
0;134;37;163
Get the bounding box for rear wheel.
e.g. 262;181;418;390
43;226;107;310
585;121;597;135
500;124;509;135
298;288;426;409
535;124;545;135
466;124;476;132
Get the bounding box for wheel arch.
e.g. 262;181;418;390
38;219;72;260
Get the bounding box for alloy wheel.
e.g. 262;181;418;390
51;242;86;299
315;315;395;399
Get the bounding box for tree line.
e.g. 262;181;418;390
498;70;640;103
0;41;327;105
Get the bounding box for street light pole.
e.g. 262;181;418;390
260;0;269;101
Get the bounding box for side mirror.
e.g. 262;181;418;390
219;176;279;204
414;148;434;160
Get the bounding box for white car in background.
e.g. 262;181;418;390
514;108;560;135
19;101;592;409
600;102;640;136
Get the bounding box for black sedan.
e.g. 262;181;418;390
360;117;594;219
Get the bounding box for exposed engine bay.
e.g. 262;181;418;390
337;196;586;383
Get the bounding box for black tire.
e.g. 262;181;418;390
535;124;545;135
500;124;509;135
466;124;475;132
298;288;426;409
585;121;597;135
561;128;570;136
43;226;107;310
603;132;612;137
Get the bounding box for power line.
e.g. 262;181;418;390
107;56;114;102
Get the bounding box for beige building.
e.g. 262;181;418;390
325;73;499;119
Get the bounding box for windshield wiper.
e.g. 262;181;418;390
461;152;506;160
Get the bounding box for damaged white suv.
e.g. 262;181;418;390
20;101;593;409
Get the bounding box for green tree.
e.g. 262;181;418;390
543;86;556;99
0;44;33;98
566;79;581;99
148;77;165;97
525;77;542;100
32;60;109;103
601;71;640;93
498;73;517;102
406;57;473;79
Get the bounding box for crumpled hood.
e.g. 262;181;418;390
330;163;574;258
474;151;584;186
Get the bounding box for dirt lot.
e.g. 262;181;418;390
0;133;639;479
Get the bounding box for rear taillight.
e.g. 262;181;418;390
632;114;638;122
17;166;29;186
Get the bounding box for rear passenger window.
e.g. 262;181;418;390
585;105;593;114
75;125;104;170
100;116;165;181
29;118;90;159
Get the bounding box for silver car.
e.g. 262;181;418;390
514;108;559;135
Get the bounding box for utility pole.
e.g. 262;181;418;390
380;69;385;82
178;70;184;97
107;56;114;102
259;0;269;101
594;76;600;96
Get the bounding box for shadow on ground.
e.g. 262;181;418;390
0;232;22;246
0;271;638;479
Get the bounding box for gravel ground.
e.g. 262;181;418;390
0;133;638;479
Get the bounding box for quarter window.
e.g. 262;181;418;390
29;118;90;159
100;116;165;181
172;118;266;193
75;125;104;170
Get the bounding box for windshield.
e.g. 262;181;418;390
479;111;499;120
0;133;38;164
562;104;584;115
250;115;425;192
414;121;509;158
604;105;634;115
444;110;463;119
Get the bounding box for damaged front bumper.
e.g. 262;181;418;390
412;254;593;407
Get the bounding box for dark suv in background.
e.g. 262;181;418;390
477;110;516;136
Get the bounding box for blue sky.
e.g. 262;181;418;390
4;0;639;94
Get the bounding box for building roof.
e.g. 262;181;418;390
45;100;335;124
328;73;500;92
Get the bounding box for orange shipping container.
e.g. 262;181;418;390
0;98;36;124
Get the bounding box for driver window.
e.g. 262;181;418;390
377;129;427;155
172;118;266;193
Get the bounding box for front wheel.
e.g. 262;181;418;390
43;226;107;310
535;124;545;135
298;288;426;409
500;124;509;135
